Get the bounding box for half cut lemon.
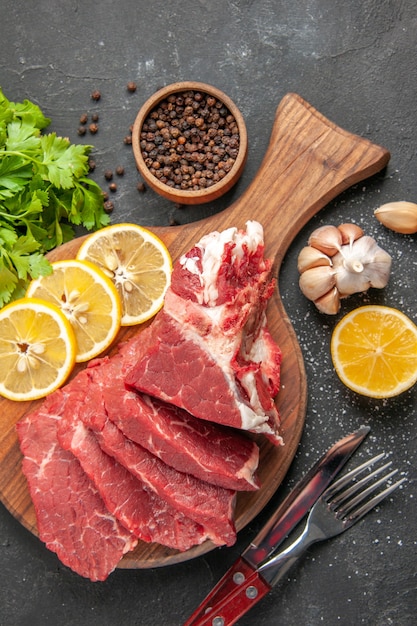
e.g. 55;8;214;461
76;223;172;325
331;305;417;398
26;259;122;363
0;298;76;401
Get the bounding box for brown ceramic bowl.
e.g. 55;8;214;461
132;81;248;205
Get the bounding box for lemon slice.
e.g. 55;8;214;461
76;223;172;326
26;259;122;363
331;305;417;398
0;298;76;401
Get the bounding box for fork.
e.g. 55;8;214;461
186;452;405;626
258;451;406;586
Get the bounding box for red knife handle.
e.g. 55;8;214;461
183;557;271;626
183;558;255;625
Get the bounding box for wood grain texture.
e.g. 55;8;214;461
0;93;390;569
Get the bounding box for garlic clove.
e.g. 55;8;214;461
374;201;417;234
333;235;391;295
314;286;341;315
299;265;336;301
337;223;364;245
308;225;343;256
335;269;370;296
297;246;332;273
366;248;393;289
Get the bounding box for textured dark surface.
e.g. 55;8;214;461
1;1;416;625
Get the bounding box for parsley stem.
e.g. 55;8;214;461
0;149;45;167
0;206;39;222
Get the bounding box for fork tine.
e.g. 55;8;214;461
336;468;399;517
324;452;386;499
330;460;394;508
322;451;407;528
343;477;406;524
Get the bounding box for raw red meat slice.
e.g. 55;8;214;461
104;387;260;492
16;393;137;582
55;382;218;551
64;370;237;546
86;331;260;492
79;384;237;545
125;221;283;444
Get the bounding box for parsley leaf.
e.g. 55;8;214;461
0;263;18;307
6;119;42;153
38;133;90;189
0;89;50;130
0;155;33;199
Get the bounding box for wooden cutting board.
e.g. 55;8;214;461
0;93;390;570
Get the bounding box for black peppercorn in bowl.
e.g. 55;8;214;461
132;81;248;205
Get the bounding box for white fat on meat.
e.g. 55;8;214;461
180;220;265;306
168;313;271;433
165;220;275;435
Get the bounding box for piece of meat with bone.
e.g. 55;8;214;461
125;220;283;444
16;392;138;581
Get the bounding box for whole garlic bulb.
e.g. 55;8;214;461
298;223;392;314
332;236;392;295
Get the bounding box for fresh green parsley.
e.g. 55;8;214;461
0;88;109;307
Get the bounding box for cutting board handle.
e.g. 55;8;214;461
227;93;390;263
161;93;390;266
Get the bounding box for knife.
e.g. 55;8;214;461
183;425;370;626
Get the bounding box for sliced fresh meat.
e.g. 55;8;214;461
77;382;236;545
125;221;283;444
15;221;281;579
16;392;137;582
104;387;260;492
86;332;260;492
55;384;218;551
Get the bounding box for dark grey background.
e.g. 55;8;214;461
1;1;416;625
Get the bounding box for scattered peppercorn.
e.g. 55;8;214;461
77;126;87;136
102;191;109;201
127;81;137;93
109;182;117;192
104;200;114;213
91;90;101;101
104;169;113;181
137;182;146;192
124;135;132;145
139;89;240;191
115;165;125;176
88;159;96;171
89;123;99;134
91;112;99;122
79;113;88;124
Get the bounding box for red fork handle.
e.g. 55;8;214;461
183;557;272;626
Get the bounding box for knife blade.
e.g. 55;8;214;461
183;425;370;626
